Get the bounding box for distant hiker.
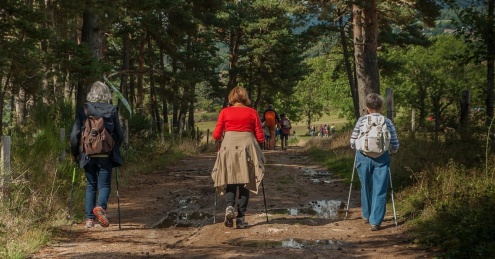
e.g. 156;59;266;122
262;122;270;149
309;125;316;137
211;86;266;229
70;81;124;229
330;124;336;135
278;113;292;150
261;104;280;150
350;93;399;231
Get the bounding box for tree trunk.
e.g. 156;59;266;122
353;0;380;116
120;32;130;112
79;9;104;108
338;8;359;120
254;85;263;110
15;88;27;126
148;33;161;132
129;71;136;111
136;38;145;114
39;0;50;105
171;57;179;133
224;30;242;107
0;72;10;135
188;97;195;136
159;47;169;134
486;0;495;127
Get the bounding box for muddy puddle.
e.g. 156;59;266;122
301;167;342;184
152;167;345;228
152;196;212;228
269;200;346;220
228;238;346;250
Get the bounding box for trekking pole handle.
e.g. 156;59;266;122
72;167;76;183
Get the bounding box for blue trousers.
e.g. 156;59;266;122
84;157;113;219
355;151;390;226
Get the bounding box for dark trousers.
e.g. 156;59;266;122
280;134;289;149
225;184;250;218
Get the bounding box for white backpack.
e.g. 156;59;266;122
356;115;391;158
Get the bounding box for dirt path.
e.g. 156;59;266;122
32;147;432;258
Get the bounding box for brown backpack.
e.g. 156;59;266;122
81;109;113;155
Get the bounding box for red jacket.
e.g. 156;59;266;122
213;106;264;143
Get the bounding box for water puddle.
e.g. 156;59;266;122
301;167;332;176
228;238;345;250
301;167;338;184
269;200;346;220
153;196;212;228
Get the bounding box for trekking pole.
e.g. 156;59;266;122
389;167;398;226
115;167;121;229
261;180;268;222
213;140;221;224
213;190;217;223
345;152;358;219
68;166;76;218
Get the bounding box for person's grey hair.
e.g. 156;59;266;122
87;81;112;103
365;93;383;110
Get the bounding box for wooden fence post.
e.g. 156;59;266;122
1;136;11;198
460;90;470;130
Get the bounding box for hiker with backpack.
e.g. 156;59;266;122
278;113;292;150
261;104;280;150
211;86;266;229
70;81;124;228
350;93;399;231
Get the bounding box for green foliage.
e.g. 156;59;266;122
381;34;485;132
128;113;151;135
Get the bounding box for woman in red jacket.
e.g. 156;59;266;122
211;86;266;229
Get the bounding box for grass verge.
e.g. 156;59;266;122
303;129;495;258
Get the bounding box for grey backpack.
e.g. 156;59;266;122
355;115;391;158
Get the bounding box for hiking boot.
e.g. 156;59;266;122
93;206;109;227
370;224;380;231
85;219;95;228
363;218;369;224
224;206;235;228
236;217;248;229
